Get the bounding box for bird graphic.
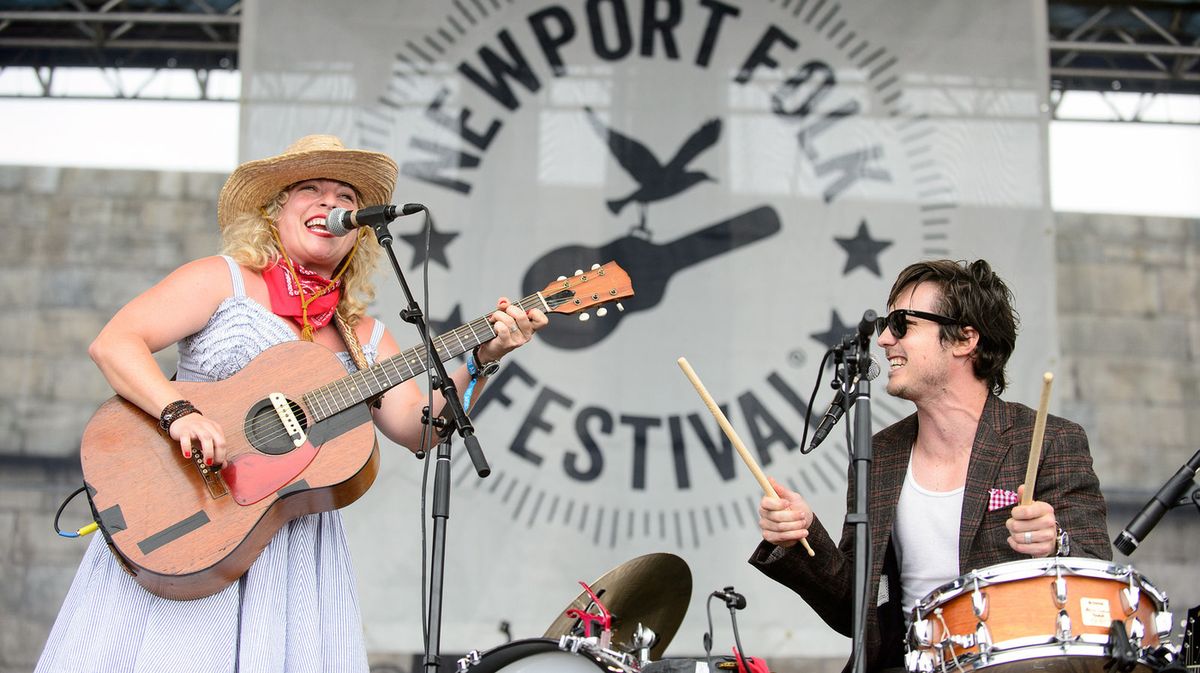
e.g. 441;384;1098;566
584;106;721;236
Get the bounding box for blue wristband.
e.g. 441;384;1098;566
463;377;478;412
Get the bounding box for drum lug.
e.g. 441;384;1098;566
1121;583;1142;615
1153;610;1174;640
1053;574;1068;608
975;621;993;661
455;650;482;672
906;648;936;673
972;588;989;620
1056;609;1073;642
911;618;934;648
1128;616;1146;648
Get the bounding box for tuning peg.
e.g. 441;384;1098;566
616;303;625;312
591;263;601;270
574;269;583;276
578;312;590;322
557;275;567;281
596;307;608;317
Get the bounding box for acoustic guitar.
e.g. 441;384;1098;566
80;262;633;600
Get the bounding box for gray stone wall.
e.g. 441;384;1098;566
0;164;1196;672
0;165;224;673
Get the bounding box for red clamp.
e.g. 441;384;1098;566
563;580;612;638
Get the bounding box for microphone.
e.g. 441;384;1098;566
326;203;423;236
713;586;746;610
1113;447;1200;555
807;355;881;451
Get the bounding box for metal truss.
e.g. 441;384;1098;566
1049;1;1200;123
1;0;1198;120
0;0;239;101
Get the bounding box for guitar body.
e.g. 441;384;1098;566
81;340;379;601
75;262;635;601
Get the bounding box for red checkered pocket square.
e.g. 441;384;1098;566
987;488;1020;511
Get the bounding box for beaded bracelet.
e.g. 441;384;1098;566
158;399;200;432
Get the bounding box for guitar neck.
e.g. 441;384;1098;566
303;292;549;421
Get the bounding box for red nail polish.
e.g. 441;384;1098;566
184;451;191;459
205;457;213;466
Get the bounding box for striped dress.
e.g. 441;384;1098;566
37;256;385;673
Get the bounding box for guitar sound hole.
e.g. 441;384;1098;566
244;398;308;455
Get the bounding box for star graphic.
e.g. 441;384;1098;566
428;304;465;340
399;223;460;269
811;310;853;350
835;220;892;277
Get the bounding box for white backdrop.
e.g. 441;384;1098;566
240;0;1053;660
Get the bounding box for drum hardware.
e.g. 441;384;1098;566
456;650;484;671
1129;617;1147;648
559;634;640;671
1124;576;1143;615
975;621;994;661
545;553;692;661
906;557;1172;673
632;624;658;666
972;577;988;619
912;617;934;648
1152;611;1174;642
454;635;638;672
1054;569;1069;608
1056;610;1073;643
1107;620;1143;673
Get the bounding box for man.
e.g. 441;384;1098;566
751;259;1111;672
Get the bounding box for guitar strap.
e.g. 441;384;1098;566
334;313;370;372
334;313;385;409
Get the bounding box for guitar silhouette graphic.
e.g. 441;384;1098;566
584;106;721;236
522;206;781;349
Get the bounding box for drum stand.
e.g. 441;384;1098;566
836;311;879;673
364;209;493;673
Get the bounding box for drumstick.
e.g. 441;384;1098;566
677;357;815;557
1020;372;1054;505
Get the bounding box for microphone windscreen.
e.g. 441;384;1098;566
866;354;882;381
325;207;352;237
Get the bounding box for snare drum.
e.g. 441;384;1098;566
906;557;1172;673
456;637;637;672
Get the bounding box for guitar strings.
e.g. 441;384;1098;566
231;293;549;448
233;268;617;448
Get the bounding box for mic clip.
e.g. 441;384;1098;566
713;586;747;610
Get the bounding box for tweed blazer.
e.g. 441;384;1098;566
750;393;1112;673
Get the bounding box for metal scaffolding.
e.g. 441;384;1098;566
1;0;1198;122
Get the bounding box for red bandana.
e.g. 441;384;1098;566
262;259;342;334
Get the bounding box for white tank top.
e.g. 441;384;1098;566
893;459;964;616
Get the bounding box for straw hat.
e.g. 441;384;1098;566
217;134;399;229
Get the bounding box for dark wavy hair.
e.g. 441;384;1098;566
887;259;1019;395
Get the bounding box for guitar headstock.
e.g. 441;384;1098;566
539;261;634;321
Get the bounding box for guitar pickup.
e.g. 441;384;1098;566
269;392;306;447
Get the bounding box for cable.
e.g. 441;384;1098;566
800;348;834;454
53;485;98;538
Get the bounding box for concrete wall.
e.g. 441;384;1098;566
1;164;1196;672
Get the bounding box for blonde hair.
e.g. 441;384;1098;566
220;186;381;325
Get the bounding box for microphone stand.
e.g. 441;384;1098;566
364;210;492;673
840;310;877;673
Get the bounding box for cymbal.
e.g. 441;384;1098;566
544;552;692;660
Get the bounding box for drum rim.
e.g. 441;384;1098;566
913;557;1169;617
921;639;1151;672
459;636;629;672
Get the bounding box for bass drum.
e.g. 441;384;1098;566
458;638;632;672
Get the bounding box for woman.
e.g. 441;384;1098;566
37;135;547;672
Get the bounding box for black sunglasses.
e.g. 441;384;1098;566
875;309;961;338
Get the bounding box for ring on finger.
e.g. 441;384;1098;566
1023;531;1032;544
